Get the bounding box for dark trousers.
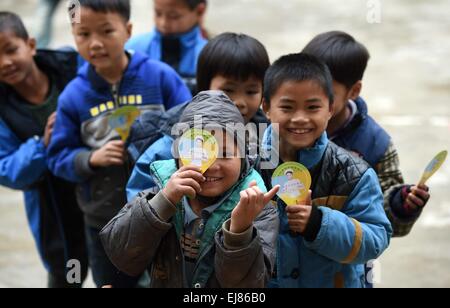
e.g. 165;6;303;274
85;225;139;288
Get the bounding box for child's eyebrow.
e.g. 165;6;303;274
305;98;323;103
279;97;296;104
99;22;113;28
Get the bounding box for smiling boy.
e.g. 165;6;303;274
261;53;392;288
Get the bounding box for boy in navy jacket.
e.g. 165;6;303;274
0;12;87;288
47;0;191;287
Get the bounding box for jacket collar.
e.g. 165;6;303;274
153;26;203;49
81;51;146;90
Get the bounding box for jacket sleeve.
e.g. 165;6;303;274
304;168;393;265
214;203;279;288
160;64;192;110
0;119;47;190
100;190;176;277
126;136;174;202
47;92;93;183
376;142;423;237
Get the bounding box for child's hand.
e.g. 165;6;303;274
44;112;57;147
162;166;205;205
405;184;430;212
90;140;126;168
230;181;280;234
286;191;313;234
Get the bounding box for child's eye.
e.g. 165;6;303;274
105;29;115;35
308;105;321;110
167;13;181;20
222;88;234;94
78;32;89;38
6;47;18;54
280;105;292;111
247;90;260;96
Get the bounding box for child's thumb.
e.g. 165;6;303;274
306;190;312;205
264;185;280;204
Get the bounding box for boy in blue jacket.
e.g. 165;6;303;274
261;53;392;288
0;12;87;288
47;0;191;287
127;0;208;93
302;31;430;238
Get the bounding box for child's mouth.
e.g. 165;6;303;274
204;177;222;183
91;53;109;60
1;68;19;79
287;128;314;135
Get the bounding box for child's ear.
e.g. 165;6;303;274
349;81;362;100
196;3;207;18
126;22;133;39
262;99;271;121
28;38;37;56
328;102;335;120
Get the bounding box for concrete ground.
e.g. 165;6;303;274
0;0;449;287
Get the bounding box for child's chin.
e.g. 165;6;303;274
199;187;225;198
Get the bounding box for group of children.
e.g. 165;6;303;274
0;0;431;288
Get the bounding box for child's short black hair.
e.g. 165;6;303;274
75;0;131;22
302;31;370;89
0;12;29;40
264;53;334;105
184;0;207;10
197;32;270;92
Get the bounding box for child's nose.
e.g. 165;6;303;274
89;37;103;50
291;112;309;123
234;98;247;112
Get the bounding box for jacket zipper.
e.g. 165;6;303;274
111;82;121;109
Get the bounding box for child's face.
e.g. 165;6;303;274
264;80;333;150
0;32;36;86
210;75;263;124
72;8;132;72
199;133;241;198
154;0;205;36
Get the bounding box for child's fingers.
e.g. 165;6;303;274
417;184;430;192
106;150;125;159
240;190;249;205
250;186;264;205
180;178;202;194
247;188;257;206
408;193;425;208
286;205;303;213
411;187;430;201
177;165;203;174
108;158;125;166
264;185;280;205
108;140;125;147
181;186;197;199
178;170;206;183
47;114;57;128
248;180;258;188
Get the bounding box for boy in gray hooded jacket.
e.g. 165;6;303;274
100;91;279;288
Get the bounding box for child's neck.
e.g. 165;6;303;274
280;140;300;163
13;62;50;105
96;53;129;85
327;102;352;137
189;196;220;217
